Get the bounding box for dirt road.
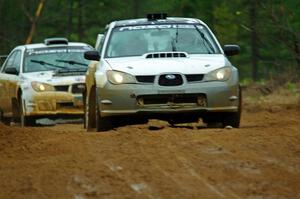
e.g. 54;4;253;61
0;106;300;199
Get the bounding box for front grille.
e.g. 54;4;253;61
71;83;86;93
54;85;69;92
159;74;183;86
136;75;155;83
137;94;206;105
185;74;204;82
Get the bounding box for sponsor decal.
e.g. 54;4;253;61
27;48;86;55
118;24;201;31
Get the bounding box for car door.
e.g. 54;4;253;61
0;50;21;117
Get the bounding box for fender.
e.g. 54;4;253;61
7;81;21;117
85;61;99;98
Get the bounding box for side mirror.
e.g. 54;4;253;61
223;45;240;56
5;67;19;75
84;50;100;61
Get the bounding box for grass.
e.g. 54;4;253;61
242;82;300;112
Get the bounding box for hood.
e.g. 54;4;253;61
105;54;229;75
21;71;85;85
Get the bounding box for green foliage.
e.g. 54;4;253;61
286;82;297;94
240;78;253;87
213;2;239;44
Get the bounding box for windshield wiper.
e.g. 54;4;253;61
194;25;215;54
55;59;88;67
30;59;67;69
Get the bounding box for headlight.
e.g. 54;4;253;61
31;81;55;92
107;70;136;85
204;67;232;81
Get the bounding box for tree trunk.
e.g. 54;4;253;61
292;34;300;71
250;0;259;81
25;0;45;44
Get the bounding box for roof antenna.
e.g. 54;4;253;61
146;13;167;21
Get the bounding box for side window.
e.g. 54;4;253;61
2;51;17;72
2;50;21;74
13;51;21;73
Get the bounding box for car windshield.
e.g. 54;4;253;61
105;24;221;58
24;46;91;73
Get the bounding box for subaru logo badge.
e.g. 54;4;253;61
165;74;176;80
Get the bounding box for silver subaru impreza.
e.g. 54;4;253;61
84;14;241;131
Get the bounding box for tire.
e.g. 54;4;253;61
18;96;35;127
85;86;96;132
221;85;242;128
0;109;11;126
0;110;3;121
0;110;3;123
95;88;112;132
83;90;86;129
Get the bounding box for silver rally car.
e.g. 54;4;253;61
0;38;92;126
84;14;241;131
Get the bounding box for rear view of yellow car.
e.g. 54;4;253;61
0;38;93;126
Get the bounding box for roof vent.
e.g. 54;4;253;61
44;38;68;45
145;52;188;59
147;13;167;21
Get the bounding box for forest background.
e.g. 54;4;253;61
0;0;299;82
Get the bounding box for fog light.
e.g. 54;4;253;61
197;97;206;106
137;98;144;106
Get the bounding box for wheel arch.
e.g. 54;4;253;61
85;61;98;99
10;88;22;121
17;88;22;101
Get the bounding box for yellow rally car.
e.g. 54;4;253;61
0;38;93;126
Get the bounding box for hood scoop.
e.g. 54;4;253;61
144;52;188;59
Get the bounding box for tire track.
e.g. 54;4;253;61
164;130;242;199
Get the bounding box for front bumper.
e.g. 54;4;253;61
24;92;83;116
97;80;239;117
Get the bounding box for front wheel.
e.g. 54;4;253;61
95;88;112;132
222;85;242;128
18;97;35;127
83;90;87;129
85;86;112;132
85;87;96;132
